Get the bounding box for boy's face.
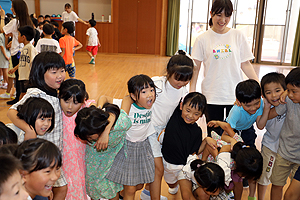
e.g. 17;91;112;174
239;98;261;115
264;82;285;107
287;83;300;104
17;32;25;44
0;171;28;200
180;102;203;124
38;17;44;23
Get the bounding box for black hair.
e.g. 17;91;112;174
127;74;156;101
62;21;74;34
17;97;55;134
4;17;10;25
0;154;23;195
43;23;54;35
191;159;225;193
38;15;44;18
59;79;88;103
37;21;44;26
182;92;207;114
44;15;51;19
209;0;233;27
43;20;50;24
14;138;62;173
231;142;263;180
89;19;97;27
0;144;18;155
51;21;59;28
31;17;38;27
235;79;261;103
285;67;300;88
166;50;194;82
261;72;286;97
18;25;35;41
74;105;112;142
65;3;71;8
0;122;18;145
29;52;66;93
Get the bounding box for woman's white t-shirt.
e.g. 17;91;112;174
3;19;24;56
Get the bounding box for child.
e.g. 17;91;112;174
105;74;156;200
37;15;44;23
0;17;10;90
161;92;216;193
14;138;62;200
35;24;61;54
59;21;82;79
30;17;40;47
37;21;44;35
86;15;100;64
7;97;54;144
9;25;37;99
58;79;94;200
0;121;18;144
7;52;67;200
257;72;286;200
284;166;300;200
269;67;300;200
44;15;51;22
0;154;28;200
50;21;62;41
74;102;131;200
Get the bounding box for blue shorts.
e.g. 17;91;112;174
65;63;76;78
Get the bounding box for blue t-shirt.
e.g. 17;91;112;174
226;98;264;130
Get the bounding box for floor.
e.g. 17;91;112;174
0;52;294;200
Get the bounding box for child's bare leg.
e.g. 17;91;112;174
284;179;300;200
86;50;93;59
271;185;284;200
52;185;67;200
248;179;256;197
257;184;268;200
124;184;143;200
110;192;120;200
6;77;13;93
2;68;8;83
149;157;164;200
233;181;243;200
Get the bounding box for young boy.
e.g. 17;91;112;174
0;154;28;200
51;21;62;41
9;26;37;99
37;15;44;23
35;24;61;54
269;67;300;200
86;18;100;64
59;22;82;78
44;15;51;22
257;72;286;200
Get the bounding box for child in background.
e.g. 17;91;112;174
0;154;28;200
74;101;131;200
0;121;18;144
0;17;10;90
269;67;300;200
14;138;62;200
86;14;100;64
30;17;40;47
59;21;82;79
7;52;67;200
37;21;44;35
51;21;62;41
105;74;156;200
58;79;94;200
37;15;44;23
35;24;61;54
44;15;51;22
7;97;54;144
9;25;37;99
257;72;286;200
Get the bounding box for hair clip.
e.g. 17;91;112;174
197;164;201;168
242;145;247;148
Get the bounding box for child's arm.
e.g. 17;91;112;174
121;95;133;114
97;37;101;47
221;134;237;150
178;179;197;200
8;64;18;74
7;109;37;140
77;17;89;25
60;48;65;57
207;120;236;137
0;45;9;60
197;136;217;154
97;95;113;108
74;41;83;51
268;107;279;120
85;35;89;47
256;98;271;129
280;90;288;104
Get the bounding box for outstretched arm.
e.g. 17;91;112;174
207;120;236;137
241;60;259;82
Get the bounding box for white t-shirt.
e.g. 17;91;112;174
61;11;79;24
151;76;188;129
3;19;24;56
126;103;155;142
191;28;254;105
86;27;98;46
18;43;37;80
35;38;62;54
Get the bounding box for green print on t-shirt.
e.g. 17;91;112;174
133;111;152;124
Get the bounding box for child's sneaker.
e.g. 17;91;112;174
227;191;234;200
168;185;179;195
89;57;95;64
0;92;11;99
140;189;168;200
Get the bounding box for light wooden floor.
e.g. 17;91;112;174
0;52;294;200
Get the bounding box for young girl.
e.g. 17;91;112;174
140;50;194;199
7;51;67;200
104;74;156;200
6;97;54;144
0;0;33;104
74;102;131;200
14;138;62;200
58;78;94;200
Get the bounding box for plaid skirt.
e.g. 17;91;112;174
106;138;155;186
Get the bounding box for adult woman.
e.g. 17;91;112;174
190;0;259;136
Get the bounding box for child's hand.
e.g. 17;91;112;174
5;56;9;60
279;90;288;104
207;120;219;127
94;129;109;150
263;97;272;109
205;137;217;150
6;41;11;49
98;43;101;47
8;67;16;74
24;126;37;140
0;6;5;18
233;100;241;107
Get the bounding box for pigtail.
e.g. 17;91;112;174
190;159;205;171
231;141;244;160
102;103;120;127
92;13;94;20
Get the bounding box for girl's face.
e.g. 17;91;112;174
263;82;285;107
131;85;155;109
23;162;60;198
168;74;190;90
35;114;52;136
0;171;28;200
210;9;231;34
180;101;202;124
44;68;66;90
203;188;220;196
60;97;83;117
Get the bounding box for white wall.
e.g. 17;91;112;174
24;0;111;21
